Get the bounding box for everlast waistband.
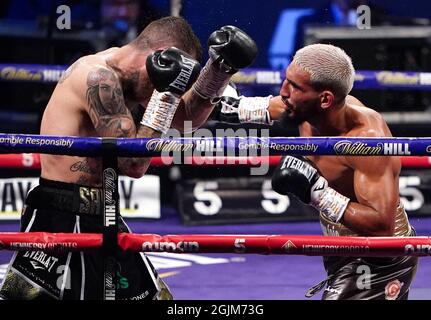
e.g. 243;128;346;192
25;178;103;215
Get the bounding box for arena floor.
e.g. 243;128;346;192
1;207;430;300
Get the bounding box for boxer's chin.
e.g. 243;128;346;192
280;109;304;126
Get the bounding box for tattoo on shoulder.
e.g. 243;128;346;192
59;59;82;84
86;68;133;137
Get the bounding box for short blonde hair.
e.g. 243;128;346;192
292;43;355;97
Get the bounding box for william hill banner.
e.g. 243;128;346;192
176;170;431;225
0;175;160;220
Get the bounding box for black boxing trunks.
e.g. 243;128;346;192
0;178;172;300
317;246;418;300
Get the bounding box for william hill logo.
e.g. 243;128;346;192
376;71;419;85
334;141;411;155
380;143;411;155
146;139;193;152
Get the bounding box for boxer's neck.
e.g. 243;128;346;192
105;45;150;105
306;100;350;136
107;45;146;82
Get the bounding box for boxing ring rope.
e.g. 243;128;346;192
1;62;431;297
1;134;431;156
1;63;431;90
234;68;431;90
0;232;430;257
0;153;430;168
0;133;430;299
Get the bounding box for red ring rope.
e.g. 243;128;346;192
0;154;430;169
0;232;430;257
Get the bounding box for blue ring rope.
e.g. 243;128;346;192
1;64;431;90
0;134;430;156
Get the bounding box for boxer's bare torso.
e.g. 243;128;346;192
301;102;400;200
40;46;211;186
41;48;129;186
277;61;402;236
270;94;400;202
301;102;401;236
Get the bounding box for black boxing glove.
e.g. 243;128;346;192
271;155;350;223
141;47;201;133
208;25;258;73
212;83;273;124
192;26;258;100
146;47;201;95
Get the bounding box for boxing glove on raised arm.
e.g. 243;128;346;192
207;26;258;73
271;155;350;223
192;26;257;100
141;47;201;133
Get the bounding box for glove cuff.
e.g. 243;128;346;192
238;96;273;124
192;58;232;100
140;90;181;134
310;180;350;223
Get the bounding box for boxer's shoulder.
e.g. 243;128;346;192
346;103;389;137
59;51;118;86
63;60;120;102
58;55;90;84
341;104;395;170
346;94;366;107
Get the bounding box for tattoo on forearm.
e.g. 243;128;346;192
86;68;134;137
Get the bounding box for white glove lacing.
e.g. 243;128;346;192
140;89;181;134
238;95;273;124
310;176;350;223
